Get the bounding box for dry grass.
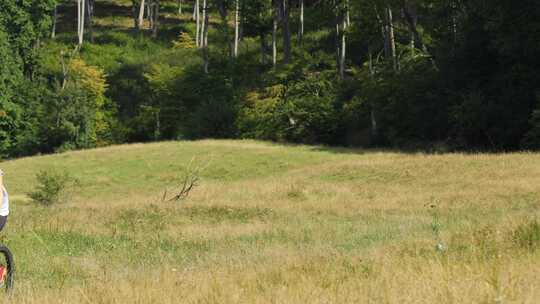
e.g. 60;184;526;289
0;140;539;303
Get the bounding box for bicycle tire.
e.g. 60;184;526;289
0;244;14;292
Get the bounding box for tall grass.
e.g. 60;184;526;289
0;140;538;303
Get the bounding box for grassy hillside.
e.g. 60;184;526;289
1;140;540;303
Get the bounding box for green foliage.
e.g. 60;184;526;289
172;32;196;49
242;0;272;37
238;85;286;141
285;73;340;144
12;79;53;156
239;69;341;145
0;0;56;74
0;0;539;157
28;169;77;206
178;67;239;139
37;57;116;152
362;56;448;148
0;27;24;157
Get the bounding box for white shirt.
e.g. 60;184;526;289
0;187;9;216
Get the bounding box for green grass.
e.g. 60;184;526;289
1;140;540;302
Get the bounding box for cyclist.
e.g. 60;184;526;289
0;169;9;285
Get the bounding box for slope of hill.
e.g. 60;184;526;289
1;140;540;303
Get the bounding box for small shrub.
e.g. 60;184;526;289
172;32;196;49
426;201;449;253
512;220;540;252
28;170;78;206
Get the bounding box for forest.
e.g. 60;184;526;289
0;0;539;157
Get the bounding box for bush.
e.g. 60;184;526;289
178;68;238;139
28;170;77;206
359;57;448;148
237;85;286;141
238;72;341;145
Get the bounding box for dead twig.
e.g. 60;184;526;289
161;157;210;202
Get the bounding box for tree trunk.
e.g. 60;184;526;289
370;107;378;144
204;10;208;47
410;30;415;55
81;0;85;45
78;0;85;46
147;0;153;28
451;0;458;44
195;0;200;47
339;1;349;78
217;1;231;57
51;5;57;38
138;0;146;28
335;3;340;72
386;6;397;72
272;9;277;67
403;1;427;54
298;0;303;45
234;0;240;58
261;33;268;64
200;0;206;47
346;0;350;26
154;109;161;141
78;0;81;42
151;0;159;38
86;0;94;43
60;50;68;90
203;0;209;73
239;1;245;41
178;0;182;14
374;5;389;59
281;0;291;64
339;16;347;78
368;49;378;142
132;1;138;29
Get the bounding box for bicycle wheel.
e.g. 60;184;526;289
0;244;14;292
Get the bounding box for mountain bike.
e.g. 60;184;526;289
0;244;14;292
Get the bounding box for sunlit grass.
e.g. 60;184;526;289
0;140;538;303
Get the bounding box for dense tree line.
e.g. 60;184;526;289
0;0;539;157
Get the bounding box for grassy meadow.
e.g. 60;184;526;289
0;140;537;303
